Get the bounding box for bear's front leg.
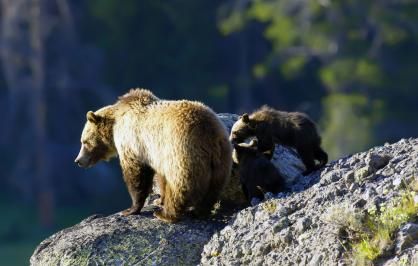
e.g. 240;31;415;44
120;161;154;216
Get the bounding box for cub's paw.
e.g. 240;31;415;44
153;210;177;223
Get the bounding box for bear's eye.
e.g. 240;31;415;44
82;141;91;150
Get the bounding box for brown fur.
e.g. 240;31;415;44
218;167;248;209
233;140;286;201
118;88;159;106
230;105;328;175
75;89;232;222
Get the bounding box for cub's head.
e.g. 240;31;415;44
75;107;117;168
232;139;274;165
232;139;258;164
230;113;255;144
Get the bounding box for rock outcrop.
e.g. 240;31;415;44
31;114;418;266
201;138;418;265
30;208;224;265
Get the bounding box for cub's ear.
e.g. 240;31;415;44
248;139;258;147
86;111;100;124
241;113;250;123
263;149;274;160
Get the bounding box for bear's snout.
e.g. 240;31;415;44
74;156;89;168
75;145;91;168
74;158;82;167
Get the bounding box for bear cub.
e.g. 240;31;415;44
233;140;285;201
230;105;328;175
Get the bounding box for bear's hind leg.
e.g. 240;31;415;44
194;149;232;217
314;146;328;168
121;163;154;216
154;183;186;223
297;148;316;175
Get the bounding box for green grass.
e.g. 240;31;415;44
324;179;418;265
352;190;418;264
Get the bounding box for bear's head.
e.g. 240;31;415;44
75;107;117;168
229;113;255;144
232;139;274;165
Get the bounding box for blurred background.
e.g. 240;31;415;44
1;0;418;264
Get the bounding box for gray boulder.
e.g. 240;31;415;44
395;222;418;254
30;207;224;266
31;113;418;266
201;138;418;265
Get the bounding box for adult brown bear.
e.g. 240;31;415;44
75;89;232;223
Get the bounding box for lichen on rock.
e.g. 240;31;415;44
30;208;224;266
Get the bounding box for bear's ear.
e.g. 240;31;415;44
241;113;250;123
86;111;101;124
248;139;258;147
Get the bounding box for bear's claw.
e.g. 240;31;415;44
121;206;141;216
153;210;177;223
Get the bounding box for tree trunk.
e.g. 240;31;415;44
0;0;53;227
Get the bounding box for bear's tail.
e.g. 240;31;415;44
314;146;328;169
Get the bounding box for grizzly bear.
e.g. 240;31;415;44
232;140;285;201
230;105;328;174
74;89;232;223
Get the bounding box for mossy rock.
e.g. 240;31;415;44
30;207;223;266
